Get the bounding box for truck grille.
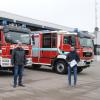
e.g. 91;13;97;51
83;52;92;57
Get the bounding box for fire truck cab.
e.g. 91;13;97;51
0;25;32;71
31;31;94;74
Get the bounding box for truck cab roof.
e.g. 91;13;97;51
77;31;95;39
31;30;77;35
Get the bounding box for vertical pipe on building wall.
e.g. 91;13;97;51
95;0;97;28
94;0;98;57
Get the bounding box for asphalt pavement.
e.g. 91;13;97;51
0;61;100;100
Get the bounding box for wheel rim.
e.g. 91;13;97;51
57;63;64;73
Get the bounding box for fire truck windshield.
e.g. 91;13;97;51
5;31;30;44
79;37;93;47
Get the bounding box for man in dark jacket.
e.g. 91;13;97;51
11;42;26;88
67;47;80;86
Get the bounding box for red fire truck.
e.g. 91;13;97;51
31;31;94;74
0;25;32;72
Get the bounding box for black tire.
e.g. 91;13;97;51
52;66;56;72
77;68;83;73
55;60;67;74
32;64;41;69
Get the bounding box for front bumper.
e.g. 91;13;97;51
77;59;94;67
0;57;32;67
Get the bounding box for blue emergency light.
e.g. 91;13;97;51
74;28;79;33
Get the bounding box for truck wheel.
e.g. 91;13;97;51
55;60;67;74
32;64;41;69
77;68;83;73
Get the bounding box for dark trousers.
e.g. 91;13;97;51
13;65;24;86
68;64;77;86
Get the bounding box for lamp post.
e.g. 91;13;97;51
94;0;99;56
95;0;97;28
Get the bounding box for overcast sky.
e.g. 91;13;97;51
0;0;100;32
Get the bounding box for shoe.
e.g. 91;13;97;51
18;84;25;87
13;85;16;88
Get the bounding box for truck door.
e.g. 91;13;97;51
40;33;57;64
0;31;2;48
0;30;2;59
32;34;40;63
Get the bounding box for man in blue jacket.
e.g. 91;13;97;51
67;47;80;86
11;42;26;88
